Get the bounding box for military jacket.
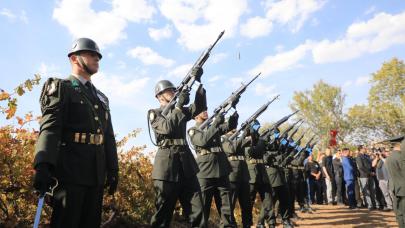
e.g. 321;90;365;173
34;75;118;186
149;103;202;182
221;136;250;182
263;141;284;188
188;122;231;179
386;150;405;197
244;138;270;184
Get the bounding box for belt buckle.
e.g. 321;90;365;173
74;133;80;143
95;134;103;145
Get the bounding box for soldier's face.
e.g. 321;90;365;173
158;89;175;105
79;51;100;74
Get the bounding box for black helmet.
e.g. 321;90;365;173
155;80;175;97
68;38;102;59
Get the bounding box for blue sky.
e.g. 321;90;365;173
1;0;405;150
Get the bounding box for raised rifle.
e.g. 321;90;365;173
198;73;260;130
161;30;225;116
229;96;279;140
260;110;299;140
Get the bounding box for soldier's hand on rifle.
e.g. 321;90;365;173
191;67;203;82
176;90;190;109
231;96;240;108
106;171;119;195
213;114;225;127
33;163;53;196
228;112;239;130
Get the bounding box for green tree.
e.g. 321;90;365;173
347;58;405;143
289;80;349;148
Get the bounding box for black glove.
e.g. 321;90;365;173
194;85;207;112
212;114;225;127
176;90;190;108
191;67;203;82
106;171;119;195
33;163;53;196
243;127;251;138
228;112;239;130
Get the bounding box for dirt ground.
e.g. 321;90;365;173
289;204;398;228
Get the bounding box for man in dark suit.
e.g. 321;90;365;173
33;38;118;227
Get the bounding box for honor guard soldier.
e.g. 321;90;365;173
222;129;252;228
188;110;239;227
33;38;119;227
263;129;294;228
242;121;275;228
149;78;206;227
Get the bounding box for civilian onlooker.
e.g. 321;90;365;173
333;150;344;205
356;145;378;210
305;154;323;204
372;148;394;211
342;148;356;209
317;152;328;204
322;148;336;204
350;150;363;207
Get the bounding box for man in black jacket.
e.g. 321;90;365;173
356;146;378;210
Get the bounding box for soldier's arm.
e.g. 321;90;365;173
150;108;185;135
34;79;66;169
104;110;118;172
187;85;206;120
189;126;218;147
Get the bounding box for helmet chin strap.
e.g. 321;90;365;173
77;55;95;75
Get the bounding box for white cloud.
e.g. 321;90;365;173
0;8;29;23
312;12;405;63
240;16;273;38
53;0;155;47
355;76;370;86
92;72;150;110
0;8;16;19
265;0;325;33
249;42;313;77
148;24;173;41
364;5;377;15
38;63;62;77
158;0;248;51
127;46;175;67
210;52;228;63
112;0;156;22
343;80;353;88
255;82;277;98
168;63;192;78
241;0;325;38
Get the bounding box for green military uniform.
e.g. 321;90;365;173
222;135;252;228
149;99;205;228
263;138;292;227
289;148;307;212
34;75;118;227
385;137;405;228
244;135;274;227
188;120;236;227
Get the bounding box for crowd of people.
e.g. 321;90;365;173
304;145;394;211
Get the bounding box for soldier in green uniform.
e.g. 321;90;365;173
243;120;274;228
148;78;206;228
188;110;238;227
263;130;293;228
33;38;119;227
222;129;252;228
385;135;405;228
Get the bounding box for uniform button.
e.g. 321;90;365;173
80;100;84;104
95;116;99;121
97;129;101;133
94;105;98;109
